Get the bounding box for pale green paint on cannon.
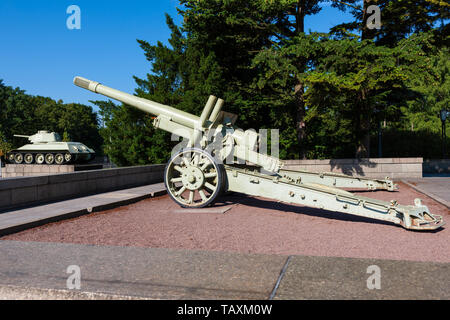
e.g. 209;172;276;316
74;76;444;231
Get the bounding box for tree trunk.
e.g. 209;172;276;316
361;0;370;40
355;124;371;158
355;90;371;158
295;1;307;159
294;83;306;158
355;1;373;158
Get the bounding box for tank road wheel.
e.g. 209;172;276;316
14;153;24;164
7;153;15;163
164;148;224;208
35;153;45;164
55;153;64;165
24;153;34;164
45;153;55;164
64;153;72;163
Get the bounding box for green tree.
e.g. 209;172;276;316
0;131;12;157
0;80;102;155
180;0;331;158
305;33;435;157
98;0;448;163
330;0;449;44
314;0;449;156
94;99;171;166
96;14;190;166
0;80;36;147
32;98;102;153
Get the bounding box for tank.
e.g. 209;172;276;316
5;130;95;165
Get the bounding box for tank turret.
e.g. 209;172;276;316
14;131;62;144
6;130;95;165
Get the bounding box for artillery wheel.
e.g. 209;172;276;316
45;153;54;164
14;153;24;164
35;153;45;164
24;153;34;164
55;153;64;165
164;148;224;208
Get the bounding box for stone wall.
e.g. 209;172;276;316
0;158;429;211
282;158;423;179
0;164;165;212
2;164;103;178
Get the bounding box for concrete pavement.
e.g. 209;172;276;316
0;183;166;236
403;177;450;208
0;241;448;300
0;241;285;300
273;255;449;300
0;285;145;300
0;178;448;299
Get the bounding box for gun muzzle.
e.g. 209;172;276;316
73;75;200;129
73;76;101;93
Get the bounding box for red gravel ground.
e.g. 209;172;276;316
2;182;449;263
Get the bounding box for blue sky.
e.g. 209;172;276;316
0;1;353;111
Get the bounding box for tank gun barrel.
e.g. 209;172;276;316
13;134;30;138
73;76;199;129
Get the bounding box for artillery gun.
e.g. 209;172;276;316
74;76;444;231
6;131;95;165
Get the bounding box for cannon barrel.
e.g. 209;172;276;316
74;76;200;129
13;134;30;138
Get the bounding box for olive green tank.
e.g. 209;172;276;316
6;131;95;165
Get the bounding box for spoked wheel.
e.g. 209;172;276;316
164;148;224;208
24;153;34;164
